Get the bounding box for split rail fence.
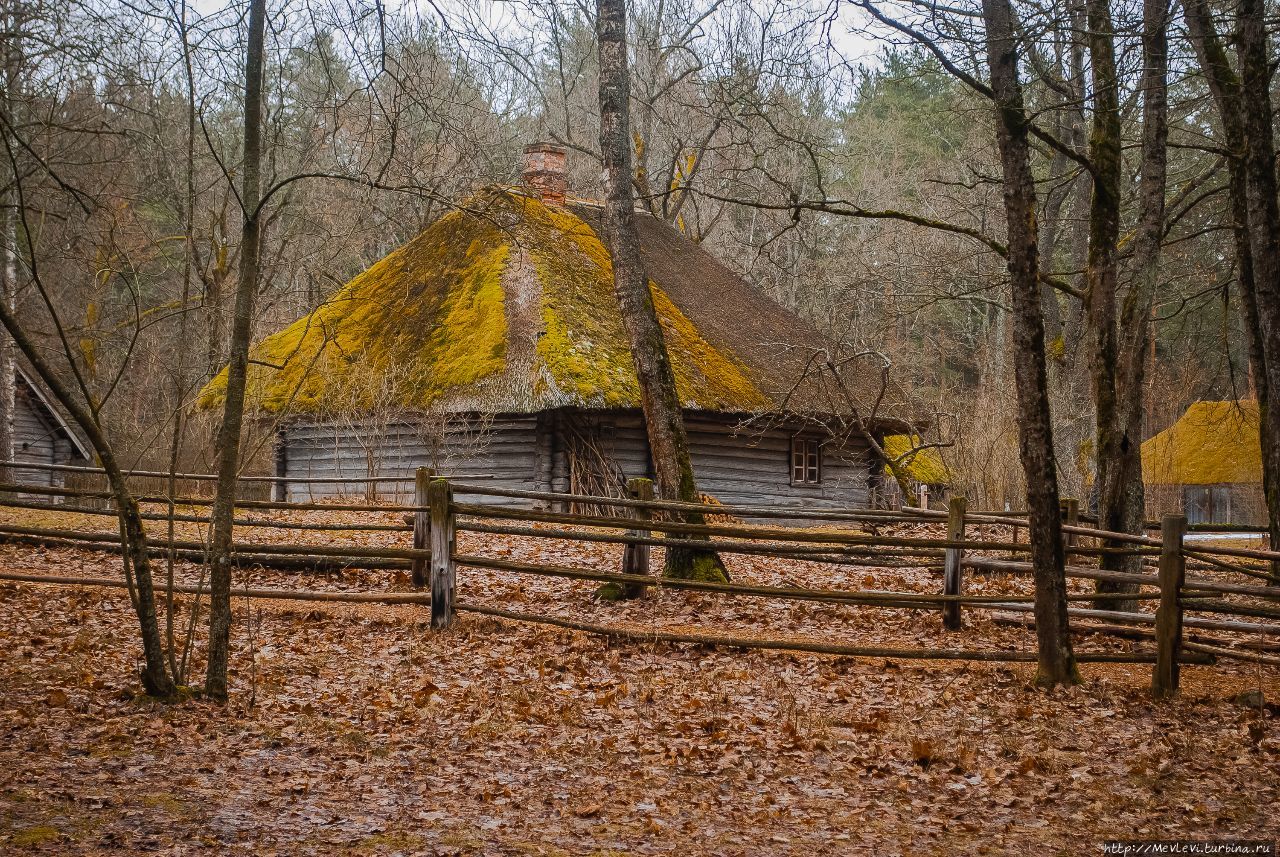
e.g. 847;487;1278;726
0;463;1277;697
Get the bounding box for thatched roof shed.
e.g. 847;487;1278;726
1141;401;1261;486
1141;400;1264;525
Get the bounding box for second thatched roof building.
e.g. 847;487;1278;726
1142;400;1265;525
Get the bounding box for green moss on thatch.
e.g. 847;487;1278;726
197;189;769;415
883;434;951;486
199;207;509;412
523;198;766;410
1142;400;1261;485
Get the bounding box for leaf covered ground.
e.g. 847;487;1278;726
0;507;1277;855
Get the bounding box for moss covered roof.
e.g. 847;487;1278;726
882;434;951;486
1141;400;1262;485
198;189;893;418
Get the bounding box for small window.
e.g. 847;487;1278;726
790;438;821;485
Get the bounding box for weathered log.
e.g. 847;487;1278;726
991;600;1277;635
0;521;429;561
0;531;412;572
1153;515;1187;698
943;496;966;630
1182;547;1274;582
1181;598;1280;622
991;614;1216;664
0;495;410;531
429;478;455;629
1182;640;1280;667
456;520;947;560
453;502;1029;551
0;569;430;602
617;477;653;599
457;602;1168;663
412;467;432;588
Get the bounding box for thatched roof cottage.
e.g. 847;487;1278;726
200;144;909;510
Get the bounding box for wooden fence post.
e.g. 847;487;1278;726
411;467;433;589
1152;514;1187;698
429;478;455;629
620;477;653;599
1060;498;1079;550
943;495;967;630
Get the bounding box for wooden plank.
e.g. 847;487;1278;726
619;477;653;599
412;467;432;588
943;495;966;630
429;478;456;629
1060;498;1079;548
1153;515;1187;698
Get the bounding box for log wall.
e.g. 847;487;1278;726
11;384;83;496
278;409;875;513
278;415;540;505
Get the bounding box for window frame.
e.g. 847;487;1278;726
789;436;823;486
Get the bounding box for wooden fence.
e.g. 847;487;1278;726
0;465;1277;698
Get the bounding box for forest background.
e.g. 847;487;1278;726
0;0;1249;511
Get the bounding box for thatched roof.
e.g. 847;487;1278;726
198;189;902;420
1141;400;1261;486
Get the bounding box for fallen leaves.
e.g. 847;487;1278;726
0;512;1275;854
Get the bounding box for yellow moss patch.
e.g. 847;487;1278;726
198;207;510;413
883;434;951;486
10;825;60;847
1047;334;1066;362
522;196;765;409
1142;400;1261;485
651;288;767;409
199;189;769;414
525;198;640;406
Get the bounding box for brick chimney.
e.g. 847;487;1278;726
522;142;568;205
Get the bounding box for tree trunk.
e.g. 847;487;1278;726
0;295;175;696
1234;0;1280;581
166;0;199;685
0;0;20;486
1081;0;1142;612
595;0;726;583
1049;0;1094;499
981;0;1079;687
1184;0;1272;576
1092;0;1169;610
205;0;266;700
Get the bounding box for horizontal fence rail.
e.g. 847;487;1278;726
8;459;495;484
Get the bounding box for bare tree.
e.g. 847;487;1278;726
205;0;266;701
1234;0;1280;578
0;0;20;484
981;0;1078;686
1095;0;1169;609
596;0;726;583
